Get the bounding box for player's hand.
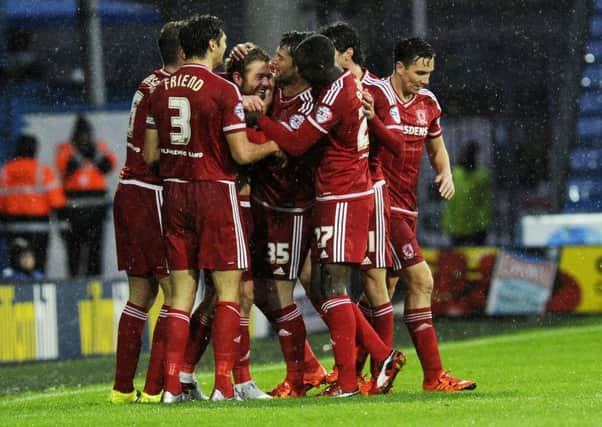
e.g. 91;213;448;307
273;148;289;167
434;172;455;200
362;90;375;120
262;87;273;115
242;95;265;113
229;42;255;61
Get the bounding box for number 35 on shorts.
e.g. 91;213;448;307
267;242;290;265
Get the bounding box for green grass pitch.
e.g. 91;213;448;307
1;316;601;426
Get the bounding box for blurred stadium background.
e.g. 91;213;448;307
0;0;600;364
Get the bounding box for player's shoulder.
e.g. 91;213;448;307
139;68;169;91
363;76;397;106
320;70;356;106
416;88;441;109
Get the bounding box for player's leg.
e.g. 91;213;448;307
161;269;198;401
209;269;242;400
141;276;173;402
268;278;309;397
296;250;329;387
359;267;395;381
308;262;360;396
110;275;157;403
232;277;271;400
179;278;215;401
390;214;476;392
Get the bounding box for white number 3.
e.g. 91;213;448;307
168;96;191;145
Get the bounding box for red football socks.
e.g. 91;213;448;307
143;304;169;395
212;302;241;396
321;296;357;392
163;308;190;395
181;311;212;374
233;316;252;384
113;301;148;393
404;307;443;383
275;304;307;385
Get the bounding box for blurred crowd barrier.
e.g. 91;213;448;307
1;244;600;363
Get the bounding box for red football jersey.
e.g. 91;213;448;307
120;68;170;184
259;70;372;199
146;63;247;181
376;78;443;215
251;87;316;208
361;69;405;182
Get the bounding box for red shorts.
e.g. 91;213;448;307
311;193;373;265
113;180;169;279
360;181;392;270
239;194;253;282
163;180;249;271
251;199;312;280
389;211;424;272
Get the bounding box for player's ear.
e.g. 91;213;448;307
344;47;354;62
395;61;405;74
232;72;244;87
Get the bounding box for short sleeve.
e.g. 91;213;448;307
220;81;247;135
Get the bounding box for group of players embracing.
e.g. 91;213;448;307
109;13;476;404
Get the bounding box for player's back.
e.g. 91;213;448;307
378;80;442;212
148;63;246;181
121;69;170;184
311;70;372;198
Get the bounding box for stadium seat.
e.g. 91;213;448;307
568;147;602;174
577;116;602;138
564;177;602;213
591;15;602;37
579;91;602;113
585;40;602;58
582;64;602;85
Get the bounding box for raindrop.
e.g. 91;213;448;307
581;77;591;87
584;53;595;63
568;185;580;202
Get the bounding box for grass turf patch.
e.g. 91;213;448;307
1;315;601;426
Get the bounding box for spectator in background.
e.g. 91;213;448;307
1;237;45;282
0;134;66;273
442;140;492;246
55;115;117;276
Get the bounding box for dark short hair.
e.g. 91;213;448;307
158;20;184;66
225;47;270;79
319;21;364;64
179;14;224;59
394;37;436;67
294;34;335;84
279;31;314;57
14;134;37;158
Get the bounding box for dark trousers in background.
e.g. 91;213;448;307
61;205;107;277
451;231;488;247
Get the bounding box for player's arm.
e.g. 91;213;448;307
426;135;455;200
257;115;324;157
363;89;403;155
143;128;160;166
226;130;281;165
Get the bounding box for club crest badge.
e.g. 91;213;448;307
416;110;427;125
402;243;415;260
289;114;305;130
316;106;333;124
234;102;245;121
389;106;401;124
